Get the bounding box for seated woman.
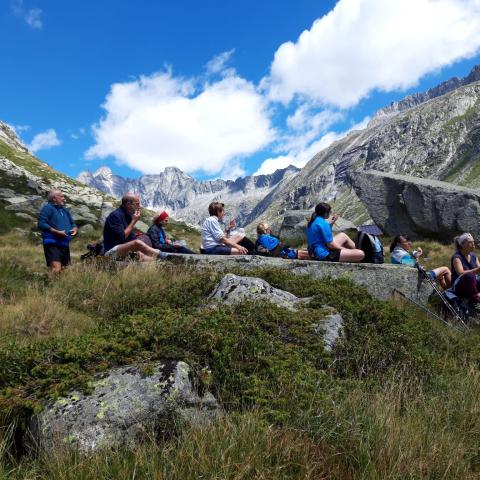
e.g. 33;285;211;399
450;232;480;302
147;211;196;254
256;223;310;260
201;202;256;255
307;202;364;263
390;234;451;289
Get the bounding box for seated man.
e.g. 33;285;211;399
103;192;167;261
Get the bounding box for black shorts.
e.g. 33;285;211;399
43;244;71;267
315;250;341;262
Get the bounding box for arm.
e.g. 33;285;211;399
220;235;248;254
452;257;480;276
66;209;78;236
124;210;140;239
147;225;162;250
37;205;67;238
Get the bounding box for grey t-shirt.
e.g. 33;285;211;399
201;216;225;249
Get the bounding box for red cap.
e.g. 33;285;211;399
155;211;169;223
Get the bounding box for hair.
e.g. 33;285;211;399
455;232;474;250
121;192;140;207
389;234;409;253
208;202;225;217
256;223;269;235
47;189;62;202
307;202;332;227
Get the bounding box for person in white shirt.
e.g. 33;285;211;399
201;202;255;255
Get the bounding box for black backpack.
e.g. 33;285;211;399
355;225;384;264
80;241;104;260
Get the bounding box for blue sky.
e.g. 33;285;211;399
2;0;480;181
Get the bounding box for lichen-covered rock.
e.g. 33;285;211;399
30;361;221;452
209;273;307;310
208;274;343;350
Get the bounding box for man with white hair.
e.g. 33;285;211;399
103;192;167;261
37;189;78;274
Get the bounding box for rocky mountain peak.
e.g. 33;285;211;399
372;63;480;122
0;122;29;154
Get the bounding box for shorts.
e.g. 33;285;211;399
104;245;121;258
43;244;71;267
314;250;341;262
203;245;232;255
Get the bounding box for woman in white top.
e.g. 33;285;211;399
201;202;252;255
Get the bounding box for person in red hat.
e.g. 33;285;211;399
147;211;196;254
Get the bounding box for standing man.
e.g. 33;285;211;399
37;189;78;274
103;192;167;261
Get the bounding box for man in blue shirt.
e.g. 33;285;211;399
103;192;167;261
37;190;78;274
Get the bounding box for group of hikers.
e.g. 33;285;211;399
37;189;480;307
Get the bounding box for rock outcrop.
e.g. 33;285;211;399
31;361;221;452
161;254;431;304
208;273;343;351
350;169;480;242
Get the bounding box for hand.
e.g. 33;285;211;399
415;247;423;258
132;209;141;223
330;214;339;224
70;227;78;237
237;245;248;254
229;219;237;229
53;229;67;238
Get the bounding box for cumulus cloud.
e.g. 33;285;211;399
11;0;43;29
255;117;369;175
28;129;61;153
265;0;480;107
86;70;274;176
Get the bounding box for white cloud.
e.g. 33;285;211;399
28;129;61;153
11;0;43;29
86;70;275;176
255;116;370;175
205;50;235;77
265;0;480;107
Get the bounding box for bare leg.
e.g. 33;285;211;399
339;249;365;263
432;266;451;289
229;233;245;244
332;232;356;250
114;240;160;260
49;261;62;275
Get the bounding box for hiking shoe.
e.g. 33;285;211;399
157;251;169;260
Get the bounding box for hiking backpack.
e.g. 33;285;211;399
355;224;384;264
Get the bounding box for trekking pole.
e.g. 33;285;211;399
392;288;465;333
414;264;469;331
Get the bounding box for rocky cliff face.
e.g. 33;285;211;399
78;165;300;227
0;121;116;235
245;73;480;229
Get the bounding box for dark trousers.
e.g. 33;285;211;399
454;272;479;301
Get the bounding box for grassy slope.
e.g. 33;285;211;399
0;231;479;478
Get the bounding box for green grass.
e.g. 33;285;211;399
0;229;480;478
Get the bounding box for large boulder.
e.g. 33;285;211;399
350;169;480;241
30;361;221;452
161;254;431;304
208;274;343;351
209;273;307;310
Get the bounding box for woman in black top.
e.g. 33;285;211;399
451;232;480;302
